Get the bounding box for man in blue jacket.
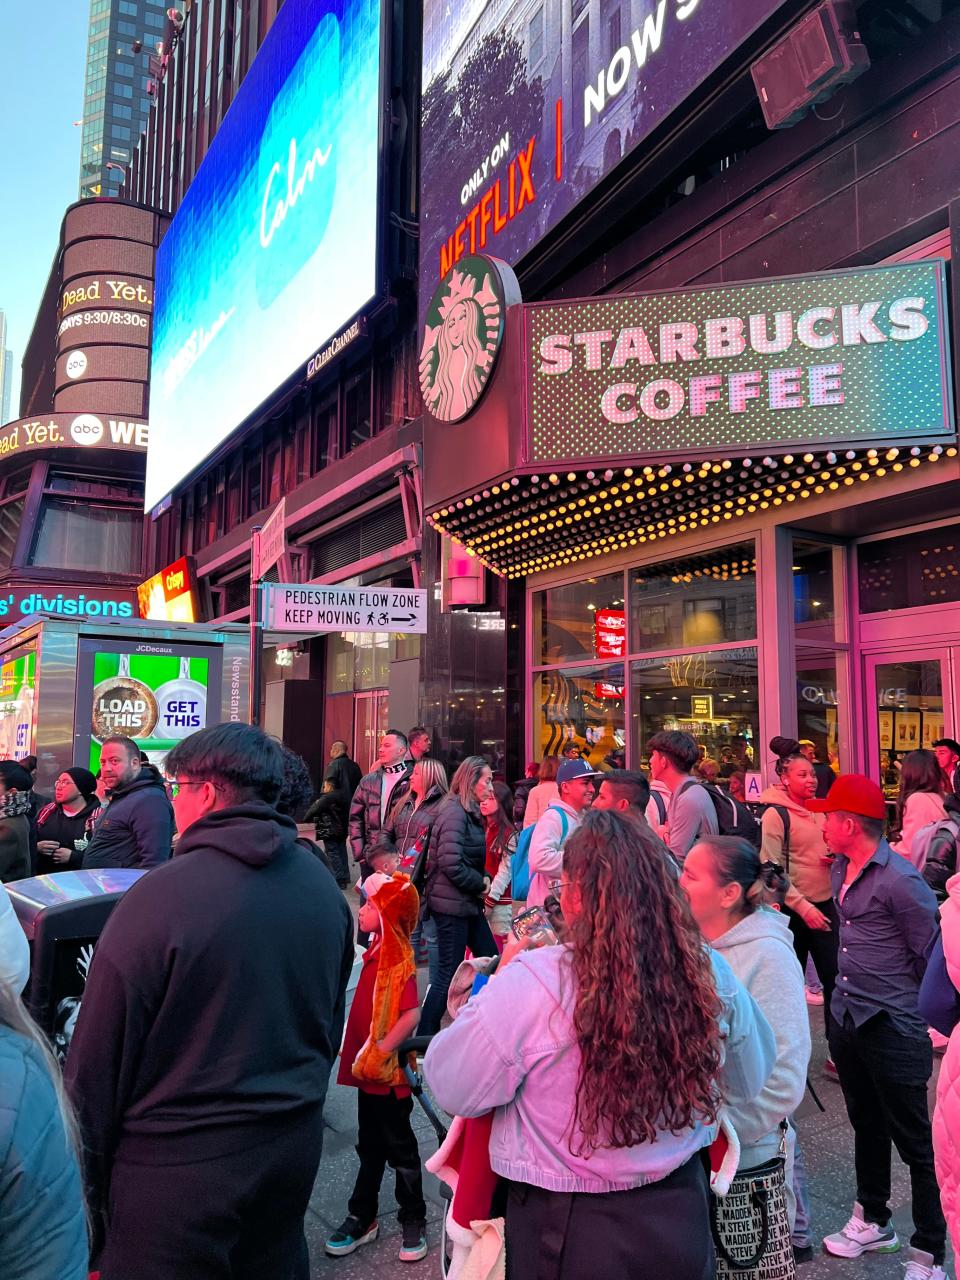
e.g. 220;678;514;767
81;736;173;870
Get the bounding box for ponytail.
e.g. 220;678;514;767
696;835;787;915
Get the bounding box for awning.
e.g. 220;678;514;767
426;443;957;578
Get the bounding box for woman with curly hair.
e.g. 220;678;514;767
424;809;775;1278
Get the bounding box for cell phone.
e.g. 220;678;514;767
511;906;558;947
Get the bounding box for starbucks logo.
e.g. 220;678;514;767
419;255;507;423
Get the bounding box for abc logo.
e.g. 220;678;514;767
70;414;104;446
65;350;88;380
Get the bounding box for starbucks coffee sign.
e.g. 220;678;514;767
419;254;515;423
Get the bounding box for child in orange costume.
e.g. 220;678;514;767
325;872;428;1264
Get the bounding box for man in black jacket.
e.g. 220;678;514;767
65;723;355;1279
348;729;413;880
324;739;362;800
81;736;174;871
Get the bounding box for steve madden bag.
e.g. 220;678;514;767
710;1126;795;1280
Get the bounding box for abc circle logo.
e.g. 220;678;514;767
65;350;88;380
70;414;104;446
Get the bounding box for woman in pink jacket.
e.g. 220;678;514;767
892;750;947;868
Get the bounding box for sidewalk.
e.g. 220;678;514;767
305;999;953;1277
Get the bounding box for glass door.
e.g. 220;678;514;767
863;651;951;804
353;689;390;772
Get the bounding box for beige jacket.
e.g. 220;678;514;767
758;784;831;912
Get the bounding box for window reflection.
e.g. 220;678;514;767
630;543;756;652
534;664;625;770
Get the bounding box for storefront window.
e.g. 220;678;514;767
535;572;625;665
796;654;840;776
629;543;756;653
630;648;759;773
326;632;391;692
29;501;143;575
534;663;625;770
792;541;835;626
859;526;960;613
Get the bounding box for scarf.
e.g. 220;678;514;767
0;791;31;820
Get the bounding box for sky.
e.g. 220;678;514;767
0;2;89;416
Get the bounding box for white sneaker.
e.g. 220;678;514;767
823;1202;900;1257
903;1246;948;1280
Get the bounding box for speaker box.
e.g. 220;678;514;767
751;0;870;130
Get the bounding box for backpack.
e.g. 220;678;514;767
909;815;960;873
649;789;667;826
755;803;792;868
512;805;570;900
682;780;762;849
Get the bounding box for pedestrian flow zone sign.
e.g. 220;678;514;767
262;583;427;634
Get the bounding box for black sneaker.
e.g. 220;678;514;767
793;1244;814;1265
325;1216;379;1257
399;1220;427;1263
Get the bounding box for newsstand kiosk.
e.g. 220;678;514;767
0;614;249;789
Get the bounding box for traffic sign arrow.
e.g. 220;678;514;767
390;614;417;624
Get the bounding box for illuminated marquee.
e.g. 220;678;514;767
525;261;952;463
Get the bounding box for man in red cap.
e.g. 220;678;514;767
811;774;945;1279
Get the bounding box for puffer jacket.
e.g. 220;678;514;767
348;763;413;866
933;872;960;1255
377;784;446;858
0;1024;88;1279
424;795;487;918
304;789;348;843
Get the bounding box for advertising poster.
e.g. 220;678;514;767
0;648;37;761
148;0;383;509
74;640;221;772
419;0;787;300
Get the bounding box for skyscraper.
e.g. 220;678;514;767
0;312;12;426
79;0;174;199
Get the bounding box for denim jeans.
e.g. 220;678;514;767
418;911;496;1035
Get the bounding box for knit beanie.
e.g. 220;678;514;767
64;767;98;799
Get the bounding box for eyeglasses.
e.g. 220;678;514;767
548;879;572;895
166;778;216;797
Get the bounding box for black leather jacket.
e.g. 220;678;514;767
923;817;960;902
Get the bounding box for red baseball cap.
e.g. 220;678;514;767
808;773;886;820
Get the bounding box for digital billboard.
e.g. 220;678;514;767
525;261;953;463
419;0;786;298
73;639;221;772
0;648;37;762
147;0;383;510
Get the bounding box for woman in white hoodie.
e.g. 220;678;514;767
682;836;811;1256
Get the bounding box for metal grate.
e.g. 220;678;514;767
308;500;407;578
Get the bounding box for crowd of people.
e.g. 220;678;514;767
3;721;960;1278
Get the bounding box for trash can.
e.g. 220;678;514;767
7;869;145;1055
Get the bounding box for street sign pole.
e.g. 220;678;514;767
249;526;263;727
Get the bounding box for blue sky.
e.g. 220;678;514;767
0;3;89;415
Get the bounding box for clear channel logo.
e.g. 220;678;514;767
70;414;105;446
65;350;88;380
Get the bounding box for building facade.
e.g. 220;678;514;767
79;0;174;199
421;0;960;799
127;0;516;785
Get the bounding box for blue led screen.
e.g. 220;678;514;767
147;0;382;509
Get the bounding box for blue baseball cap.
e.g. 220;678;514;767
557;759;602;784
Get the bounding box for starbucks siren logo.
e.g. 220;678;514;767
419;255;507;422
